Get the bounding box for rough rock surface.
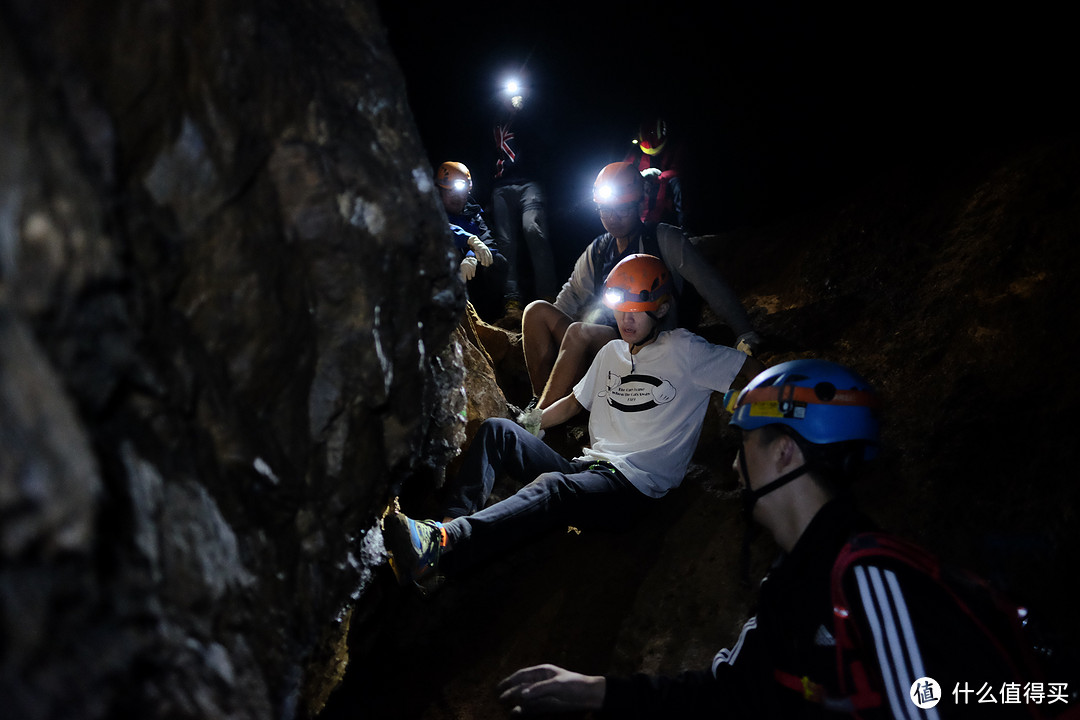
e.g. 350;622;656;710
0;1;475;718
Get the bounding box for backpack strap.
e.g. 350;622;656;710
773;668;824;703
589;234;616;294
772;666;881;713
829;533;921;718
831;532;1059;720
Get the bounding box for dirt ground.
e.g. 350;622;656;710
321;133;1080;719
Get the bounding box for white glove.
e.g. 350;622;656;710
735;330;763;356
460;256;478;281
515;406;543;437
467;236;493;267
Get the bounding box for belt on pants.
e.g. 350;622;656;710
585;460;628;483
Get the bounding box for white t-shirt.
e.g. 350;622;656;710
573;328;746;498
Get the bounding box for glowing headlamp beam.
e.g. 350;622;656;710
604;289;624;305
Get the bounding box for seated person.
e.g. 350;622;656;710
435;161;508;323
498;360;1049;717
382;254;764;592
521;161;761;411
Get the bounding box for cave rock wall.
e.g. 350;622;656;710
0;1;464;717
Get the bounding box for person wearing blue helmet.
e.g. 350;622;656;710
498;360;1046;718
729;359;880;531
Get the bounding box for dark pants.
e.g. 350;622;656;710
442;418;657;571
467;251;509;323
491;182;558;301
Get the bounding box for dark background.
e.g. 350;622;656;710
377;0;1072;276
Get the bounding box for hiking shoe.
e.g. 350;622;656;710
382;513;445;589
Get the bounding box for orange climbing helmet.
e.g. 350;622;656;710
637;117;667;156
593;162;644;205
602;254;673;313
435;161;472;191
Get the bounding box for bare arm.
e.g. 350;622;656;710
497;664;606;715
738;354;766;386
540;393;584;429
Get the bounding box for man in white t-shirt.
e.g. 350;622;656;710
383;254;764;592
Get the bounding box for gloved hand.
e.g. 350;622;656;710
515;405;543;437
467;236;493;267
735;330;763;356
460;256;478;281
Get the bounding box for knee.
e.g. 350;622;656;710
478;417;513;442
562;322;616;354
528;471;569;499
523;298;554;317
562;321;590;345
523;216;546;242
522;300;559;334
561;322;600;357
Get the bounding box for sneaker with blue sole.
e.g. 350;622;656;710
382;512;445;591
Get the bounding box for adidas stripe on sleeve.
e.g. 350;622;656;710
854;564;941;720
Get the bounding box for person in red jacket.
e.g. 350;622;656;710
623;115;690;230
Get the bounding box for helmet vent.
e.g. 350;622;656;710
814;382;837;401
764;373;808;388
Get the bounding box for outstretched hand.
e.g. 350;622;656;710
497;664;606;715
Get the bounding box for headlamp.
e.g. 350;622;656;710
604;288;625;306
452;179;468;192
723;388;743;414
596;185;614;202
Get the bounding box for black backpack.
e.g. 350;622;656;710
828;532;1079;718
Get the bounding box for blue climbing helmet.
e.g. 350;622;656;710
728;359;879;460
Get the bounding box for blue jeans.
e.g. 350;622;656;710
442;419;657;571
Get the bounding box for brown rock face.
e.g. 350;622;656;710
0;1;471;717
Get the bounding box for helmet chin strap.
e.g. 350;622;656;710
737;443;810;586
629;323;659;351
628;316;660;372
739;456;811;519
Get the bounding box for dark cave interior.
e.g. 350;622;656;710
1;2;1078;719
